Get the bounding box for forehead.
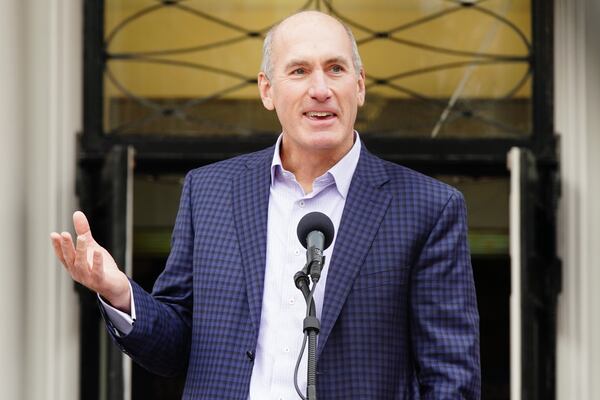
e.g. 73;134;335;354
271;14;353;67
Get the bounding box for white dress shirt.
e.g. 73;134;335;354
101;133;362;400
248;134;360;400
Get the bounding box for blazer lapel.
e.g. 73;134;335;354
232;147;274;337
318;148;392;357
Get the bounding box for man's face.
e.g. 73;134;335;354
258;13;366;159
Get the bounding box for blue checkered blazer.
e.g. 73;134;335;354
107;144;480;399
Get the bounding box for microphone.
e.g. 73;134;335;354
297;212;335;283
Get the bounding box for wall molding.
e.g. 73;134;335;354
23;0;81;399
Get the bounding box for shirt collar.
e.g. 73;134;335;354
270;132;361;199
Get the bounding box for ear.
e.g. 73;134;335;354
258;72;274;110
356;68;366;107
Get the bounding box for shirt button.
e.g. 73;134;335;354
299;200;305;208
294;249;301;256
284;347;290;353
289;298;296;305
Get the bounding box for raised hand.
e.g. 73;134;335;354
50;211;131;313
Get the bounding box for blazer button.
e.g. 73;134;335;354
246;350;255;362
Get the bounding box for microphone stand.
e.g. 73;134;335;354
294;258;324;400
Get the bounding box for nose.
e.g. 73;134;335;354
308;71;331;102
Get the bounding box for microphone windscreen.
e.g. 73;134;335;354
297;212;335;250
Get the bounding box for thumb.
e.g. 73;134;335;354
73;211;93;239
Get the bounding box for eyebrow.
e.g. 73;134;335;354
283;56;351;71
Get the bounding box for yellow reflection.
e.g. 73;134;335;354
105;0;530;99
103;0;532;137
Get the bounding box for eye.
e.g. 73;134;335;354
330;65;344;73
291;67;306;75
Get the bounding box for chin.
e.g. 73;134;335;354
305;132;343;146
284;127;352;153
307;138;352;155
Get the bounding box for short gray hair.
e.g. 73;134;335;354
260;13;363;80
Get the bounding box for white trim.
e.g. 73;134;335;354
508;147;522;400
124;147;135;400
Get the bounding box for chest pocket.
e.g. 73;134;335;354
351;267;409;291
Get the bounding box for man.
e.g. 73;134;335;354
51;11;480;399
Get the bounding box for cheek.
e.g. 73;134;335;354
273;105;295;128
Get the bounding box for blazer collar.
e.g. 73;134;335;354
232;146;274;338
318;146;392;357
232;144;392;351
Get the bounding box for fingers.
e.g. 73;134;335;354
73;211;92;239
73;235;92;283
50;232;66;265
91;250;104;281
51;214;107;293
60;232;76;268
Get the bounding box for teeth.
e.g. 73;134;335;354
306;111;333;117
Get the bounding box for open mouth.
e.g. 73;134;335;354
304;111;337;120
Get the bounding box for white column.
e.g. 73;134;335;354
555;0;600;399
0;1;26;399
22;0;82;399
584;0;600;396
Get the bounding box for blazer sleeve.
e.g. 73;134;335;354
102;172;195;378
409;189;481;399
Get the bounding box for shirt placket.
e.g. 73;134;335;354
270;174;308;399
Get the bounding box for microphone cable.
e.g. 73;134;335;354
293;276;318;400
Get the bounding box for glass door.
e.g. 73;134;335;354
78;145;134;400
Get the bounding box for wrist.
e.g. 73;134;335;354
100;273;131;313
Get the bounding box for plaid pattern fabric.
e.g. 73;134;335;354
105;145;480;399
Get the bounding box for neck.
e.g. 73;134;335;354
280;137;353;194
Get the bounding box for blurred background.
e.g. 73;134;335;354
0;0;598;399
